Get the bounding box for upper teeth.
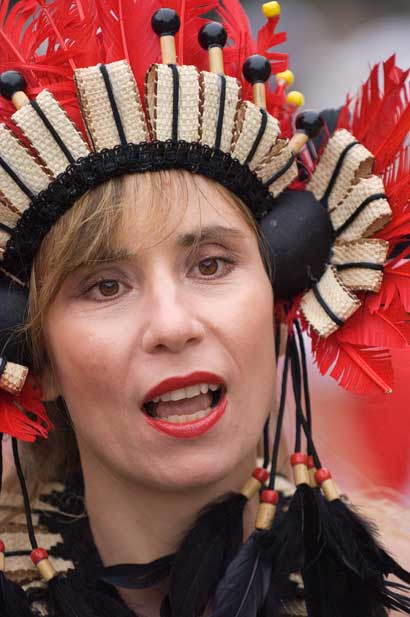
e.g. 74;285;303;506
150;383;220;404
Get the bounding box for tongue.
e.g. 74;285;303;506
155;392;213;419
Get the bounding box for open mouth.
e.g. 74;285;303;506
142;383;225;424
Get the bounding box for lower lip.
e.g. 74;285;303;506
144;392;228;439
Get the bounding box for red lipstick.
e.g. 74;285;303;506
142;371;227;439
144;392;228;439
143;371;224;403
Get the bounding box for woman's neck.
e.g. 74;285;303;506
81;450;260;616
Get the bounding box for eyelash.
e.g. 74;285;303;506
83;255;237;300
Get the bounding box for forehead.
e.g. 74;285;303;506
117;170;253;252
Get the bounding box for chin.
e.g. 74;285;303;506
135;442;255;494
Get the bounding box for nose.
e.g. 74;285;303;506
141;282;205;354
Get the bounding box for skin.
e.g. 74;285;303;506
42;173;276;616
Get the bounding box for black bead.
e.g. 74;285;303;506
198;22;228;50
0;70;27;100
242;55;271;84
295;110;324;139
151;8;180;37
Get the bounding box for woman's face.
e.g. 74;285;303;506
44;173;276;491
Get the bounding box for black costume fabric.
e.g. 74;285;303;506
1;476;306;617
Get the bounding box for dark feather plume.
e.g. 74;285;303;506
210;530;272;617
165;492;246;617
0;571;34;617
310;491;410;615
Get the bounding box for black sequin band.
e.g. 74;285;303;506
2;140;277;282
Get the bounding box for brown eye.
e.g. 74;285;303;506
98;280;120;297
198;258;219;276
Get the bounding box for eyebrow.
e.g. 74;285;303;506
175;225;247;248
75;225;247;272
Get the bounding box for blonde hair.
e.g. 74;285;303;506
22;169;272;488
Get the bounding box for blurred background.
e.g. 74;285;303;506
243;0;410;509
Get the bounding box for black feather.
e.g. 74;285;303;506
166;492;246;617
211;486;311;617
210;530;272;617
46;571;137;617
308;491;410;615
0;571;34;617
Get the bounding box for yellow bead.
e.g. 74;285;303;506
287;91;305;107
262;2;281;18
276;69;294;87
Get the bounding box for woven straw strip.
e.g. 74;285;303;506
0;361;28;395
178;66;200;143
2;529;62;558
330;175;392;242
231;101;280;170
300;266;361;337
308;129;374;209
0;228;10;253
0;201;19;227
255;141;298;198
199;72;241;153
13;90;89;177
332;239;388;291
0;125;50;212
75;60;148;151
146;65;200;143
146;64;173;141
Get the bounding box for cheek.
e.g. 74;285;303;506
44;305;136;422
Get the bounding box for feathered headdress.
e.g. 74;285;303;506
0;1;409;616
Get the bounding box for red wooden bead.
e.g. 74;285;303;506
31;548;49;565
0;539;5;553
290;452;308;466
315;467;332;485
261;489;279;505
307;456;315;469
252;467;269;484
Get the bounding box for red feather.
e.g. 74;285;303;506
337;302;410;349
366;258;410;314
0;378;53;442
310;330;394;395
337;56;410;174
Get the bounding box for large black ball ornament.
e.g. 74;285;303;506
0;277;30;365
260;190;334;300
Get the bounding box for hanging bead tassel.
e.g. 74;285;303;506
163;464;270;617
210;341;296;617
0;432;33;616
292;327;410;616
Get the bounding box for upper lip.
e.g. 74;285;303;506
142;371;225;404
